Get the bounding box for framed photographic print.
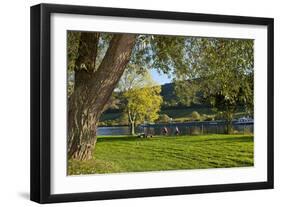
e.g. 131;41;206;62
30;3;274;203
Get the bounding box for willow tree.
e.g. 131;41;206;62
174;37;254;133
67;32;187;160
67;32;136;160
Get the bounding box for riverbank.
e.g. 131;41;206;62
99;107;249;127
68;134;254;175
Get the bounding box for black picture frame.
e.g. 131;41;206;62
30;3;274;204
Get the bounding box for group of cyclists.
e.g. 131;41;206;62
141;126;180;138
162;126;180;136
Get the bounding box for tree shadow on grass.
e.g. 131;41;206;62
97;135;253;143
184;136;253;144
97;136;147;142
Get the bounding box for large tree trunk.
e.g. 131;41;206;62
67;82;99;160
67;33;136;160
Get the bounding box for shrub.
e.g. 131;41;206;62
243;126;253;135
98;121;106;126
104;120;118;126
215;112;224;120
203;114;214;121
118;113;129;125
190;126;201;135
191;111;201;121
157;114;171;123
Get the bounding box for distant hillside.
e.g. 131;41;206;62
160;83;179;105
160;82;206;108
105;82;206;114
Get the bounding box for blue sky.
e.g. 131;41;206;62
150;69;172;85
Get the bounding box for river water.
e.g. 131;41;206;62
97;121;254;136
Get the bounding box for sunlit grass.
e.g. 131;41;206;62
68;134;253;175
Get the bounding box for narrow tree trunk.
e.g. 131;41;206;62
67;33;136;160
225;120;232;134
128;110;136;135
130;121;135;135
225;110;233;134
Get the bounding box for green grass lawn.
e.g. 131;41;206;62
68;134;254;175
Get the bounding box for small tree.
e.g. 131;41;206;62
117;66;163;135
124;86;162;135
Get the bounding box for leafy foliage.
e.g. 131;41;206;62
117;64;153;92
124;86;163;128
174;37;254;132
175;37;253;105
